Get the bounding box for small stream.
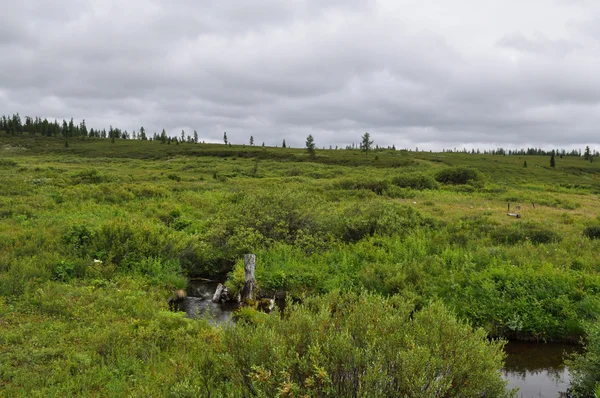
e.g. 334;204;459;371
178;281;582;397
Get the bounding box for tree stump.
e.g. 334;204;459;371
212;283;225;303
240;254;256;302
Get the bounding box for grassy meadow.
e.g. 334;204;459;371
1;134;600;396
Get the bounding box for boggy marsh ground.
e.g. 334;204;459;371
1;135;600;396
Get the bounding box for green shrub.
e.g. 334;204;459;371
336;178;389;195
567;322;600;398
91;184;135;204
52;260;76;282
383;185;415;199
491;223;562;245
157;208;182;227
208;191;321;252
583;226;600;240
167;173;181;182
178;240;226;276
0;159;18;167
527;228;561;244
93;219;174;267
172;217;192;231
130;184;170;198
0;258;51;296
287;167;301;176
446;216;499;247
327;202;431;243
71;168;106;184
391;173;439;190
223;291;511;397
62;224;95;256
434;166;483;185
448;184;477;193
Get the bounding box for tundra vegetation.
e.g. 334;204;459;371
1;133;600;396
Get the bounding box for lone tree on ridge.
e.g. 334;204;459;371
360;132;374;156
305;135;316;157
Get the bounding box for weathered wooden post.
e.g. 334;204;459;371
240;254;256;302
507;201;521;218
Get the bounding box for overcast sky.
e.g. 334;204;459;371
2;0;600;150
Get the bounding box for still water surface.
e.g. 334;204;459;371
503;341;581;398
182;281;581;397
181;280;239;323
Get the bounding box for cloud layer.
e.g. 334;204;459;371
2;0;600;149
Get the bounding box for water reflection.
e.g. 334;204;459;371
180;280;240;324
503;342;581;398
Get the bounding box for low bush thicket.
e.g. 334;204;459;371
335;178;389;195
490;223;562;245
0;284;511;397
204;191;436;266
225;232;600;341
70;168;107;184
391;173;439;190
583;225;600;240
434;166;483;186
224;291;510;397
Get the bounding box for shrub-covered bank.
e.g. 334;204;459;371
0;279;511;397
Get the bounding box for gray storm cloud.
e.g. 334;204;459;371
2;0;600;150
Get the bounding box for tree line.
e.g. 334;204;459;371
1;112;597;159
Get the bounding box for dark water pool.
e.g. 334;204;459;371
503;341;581;398
179;281;582;397
180;280;240;324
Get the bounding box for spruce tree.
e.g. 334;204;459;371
80;119;88;137
68;118;75;137
282;139;286;148
360;132;374;156
62;120;69;137
305;135;316;157
550;153;556;168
